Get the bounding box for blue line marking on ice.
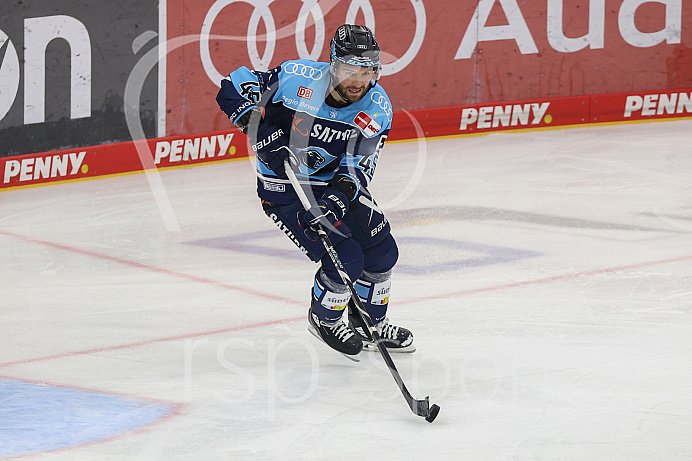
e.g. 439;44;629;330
186;232;540;274
394;237;541;275
0;378;174;458
187;230;306;260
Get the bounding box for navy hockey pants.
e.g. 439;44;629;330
262;197;399;284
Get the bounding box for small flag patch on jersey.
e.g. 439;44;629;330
297;86;313;99
354;112;381;137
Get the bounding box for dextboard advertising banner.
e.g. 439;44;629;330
1;0;691;190
0;0;159;157
164;0;692;137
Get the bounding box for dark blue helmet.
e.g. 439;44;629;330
330;24;380;70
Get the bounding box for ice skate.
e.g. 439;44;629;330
308;305;363;361
348;302;415;353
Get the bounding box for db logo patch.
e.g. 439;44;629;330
297;86;313;99
354;112;381;137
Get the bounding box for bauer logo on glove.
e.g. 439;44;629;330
251;128;284;152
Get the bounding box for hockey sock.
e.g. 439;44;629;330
312;269;351;323
354;270;391;324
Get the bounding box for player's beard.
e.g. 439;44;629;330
337;82;367;103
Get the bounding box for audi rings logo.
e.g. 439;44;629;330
200;0;427;87
371;91;393;120
284;62;324;80
0;29;21;122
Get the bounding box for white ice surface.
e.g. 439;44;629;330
1;120;691;460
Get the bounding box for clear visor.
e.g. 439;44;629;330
330;60;380;83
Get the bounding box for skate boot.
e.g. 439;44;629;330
348;301;415;353
308;306;363;360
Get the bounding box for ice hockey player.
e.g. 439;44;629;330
216;24;414;358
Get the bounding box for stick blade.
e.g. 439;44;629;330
410;396;429;416
425;404;441;423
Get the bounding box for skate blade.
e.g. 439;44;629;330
308;325;361;362
362;341;416;353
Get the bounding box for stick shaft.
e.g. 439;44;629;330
283;160;430;417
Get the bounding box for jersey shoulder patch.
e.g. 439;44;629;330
353;111;382;137
351;88;393;137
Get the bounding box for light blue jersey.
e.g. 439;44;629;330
217;59;392;204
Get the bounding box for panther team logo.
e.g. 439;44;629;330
303;149;325;170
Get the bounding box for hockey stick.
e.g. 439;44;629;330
284;159;440;423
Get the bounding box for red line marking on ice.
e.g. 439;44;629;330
0;229;300;305
3;229;691;369
398;254;692;304
0;316;304;369
0;230;304;368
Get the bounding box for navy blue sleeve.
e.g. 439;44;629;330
216;66;280;126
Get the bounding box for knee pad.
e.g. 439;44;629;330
354;270;391;324
363;234;398;274
312;269;351;323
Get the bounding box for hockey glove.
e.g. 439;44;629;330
299;187;350;240
247;117;291;175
